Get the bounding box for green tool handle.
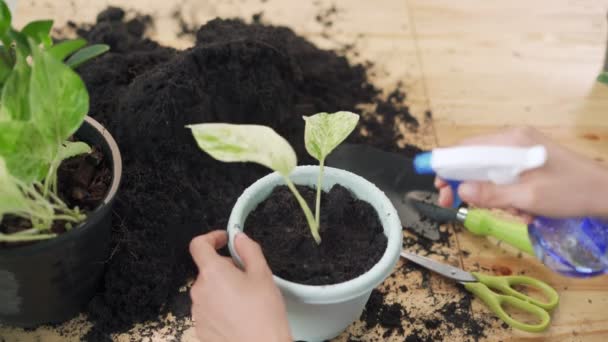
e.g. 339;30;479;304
472;272;560;311
464;209;535;255
464;281;552;333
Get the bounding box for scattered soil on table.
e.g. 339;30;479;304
315;4;339;29
0;146;110;247
360;289;406;339
245;185;387;285
52;6;425;340
355;287;489;342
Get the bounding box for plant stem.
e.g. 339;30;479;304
51;214;83;222
46;189;69;208
42;159;59;199
283;176;321;244
0;232;57;242
314;159;324;227
14;179;87;232
12;228;39;235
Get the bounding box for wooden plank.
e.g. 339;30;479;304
408;0;608;126
434;124;608;162
409;1;608;340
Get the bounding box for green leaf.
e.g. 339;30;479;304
0;46;11;85
8;29;30;55
65;44;109;69
0;157;30;220
58;141;91;160
597;72;608;85
0;0;11;38
47;38;86;61
0;53;30;121
21;20;53;47
187;123;297;176
29;41;89;147
0;121;53;182
303;111;359;162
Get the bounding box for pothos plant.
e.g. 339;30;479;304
188;111;359;244
0;1;109;242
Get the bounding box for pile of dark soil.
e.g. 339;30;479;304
246;185;387;285
61;7;422;340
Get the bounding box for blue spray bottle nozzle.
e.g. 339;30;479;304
413;152;433;174
447;180;462;208
413;152;462;208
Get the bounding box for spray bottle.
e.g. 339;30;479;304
414;145;608;277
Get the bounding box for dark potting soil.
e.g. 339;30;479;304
57;147;111;212
0;146;110;246
359;288;488;342
245;185;387;285
360;289;405;338
54;6;426;339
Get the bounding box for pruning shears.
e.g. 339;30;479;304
401;251;559;333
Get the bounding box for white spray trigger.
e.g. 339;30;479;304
525;145;547;169
431;145;547;185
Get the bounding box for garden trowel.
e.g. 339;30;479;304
325;144;441;240
406;191;535;254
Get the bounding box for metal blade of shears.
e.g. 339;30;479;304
400;251;477;283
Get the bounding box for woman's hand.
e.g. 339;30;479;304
189;230;291;342
436;127;608;218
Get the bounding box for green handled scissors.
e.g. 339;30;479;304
400;251;559;333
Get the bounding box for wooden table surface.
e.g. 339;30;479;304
2;0;608;341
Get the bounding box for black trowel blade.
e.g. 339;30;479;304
406;191;459;224
326;144;441;241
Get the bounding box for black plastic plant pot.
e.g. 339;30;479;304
0;116;122;327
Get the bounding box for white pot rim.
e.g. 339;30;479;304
227;165;403;304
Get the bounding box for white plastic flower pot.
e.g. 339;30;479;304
227;165;403;342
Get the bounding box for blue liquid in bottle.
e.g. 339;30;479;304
528;217;608;277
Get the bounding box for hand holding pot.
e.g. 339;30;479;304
189;230;291;342
435;127;608;219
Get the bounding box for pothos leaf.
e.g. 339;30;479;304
303;111;359;162
0;52;30;121
0;157;30;220
28;40;89;147
58;141;91;161
0;0;11;38
47;38;87;61
8;29;30;56
65;44;109;69
598;72;608;85
0;45;11;85
0;121;53;182
21;20;53;47
187;123;297;176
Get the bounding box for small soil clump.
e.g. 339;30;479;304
246;185;387;285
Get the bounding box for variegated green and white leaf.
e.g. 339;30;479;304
0;157;29;220
303;111;359;162
187;123;297;176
